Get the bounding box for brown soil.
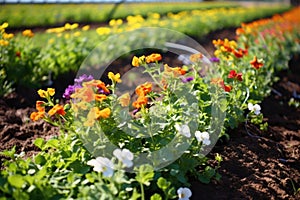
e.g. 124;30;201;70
0;29;299;199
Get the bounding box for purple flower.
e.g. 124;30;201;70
63;84;81;99
181;76;194;83
210;57;220;63
74;74;94;85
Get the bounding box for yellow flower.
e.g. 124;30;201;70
37;88;55;98
2;33;14;40
70;23;79;30
118;92;130;107
108;72;122;83
22;29;34;37
132;56;140;67
0;22;8;31
98;108;111;119
96;27;111;35
0;39;9;46
82;25;90;31
94;94;107;102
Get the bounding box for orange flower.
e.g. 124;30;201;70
36;101;45;112
30;111;45;121
98;108;111;119
189;53;203;62
135;82;152;96
94;94;107;102
250;56;264;70
48;104;66;116
211;78;231;92
118;92;130;107
71;87;95;102
163;64;186;77
22;29;34;37
145;53;162;63
132;95;148;109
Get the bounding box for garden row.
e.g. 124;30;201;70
1;2;240;29
0;5;291;97
0;6;299;200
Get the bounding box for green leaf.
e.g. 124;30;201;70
130;188;141;200
34;154;46;165
34;138;45;150
8;174;26;188
135;164;154;186
150;193;162;200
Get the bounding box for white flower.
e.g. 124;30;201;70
87;157;114;177
195;131;211;145
177;187;192;200
248;103;261;115
175;124;191;138
113;148;134;168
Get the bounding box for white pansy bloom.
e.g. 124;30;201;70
195;131;211;145
87;157;114;177
175;124;191;138
113;148;134;168
248;103;261;115
177;187;192;200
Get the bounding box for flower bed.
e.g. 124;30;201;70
0;7;300;200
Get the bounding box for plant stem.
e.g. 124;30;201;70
140;183;145;200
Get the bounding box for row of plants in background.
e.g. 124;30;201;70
0;5;291;96
0;7;299;200
1;2;240;29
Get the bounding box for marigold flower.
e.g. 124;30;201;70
145;53;162;63
132;95;148;109
163;64;186;77
228;70;243;81
250;56;264;70
48;104;66;116
22;29;34;37
118;92;130;107
135;82;152;96
108;72;122;83
30;111;45;121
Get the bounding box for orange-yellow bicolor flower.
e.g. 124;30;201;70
145;53;162;63
48;104;66;116
250;56;264;70
135;82;152;96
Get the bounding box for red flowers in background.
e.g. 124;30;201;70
250;56;264;70
228;70;243;81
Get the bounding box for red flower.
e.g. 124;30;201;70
250;56;264;70
16;51;21;58
211;78;232;92
228;70;242;81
